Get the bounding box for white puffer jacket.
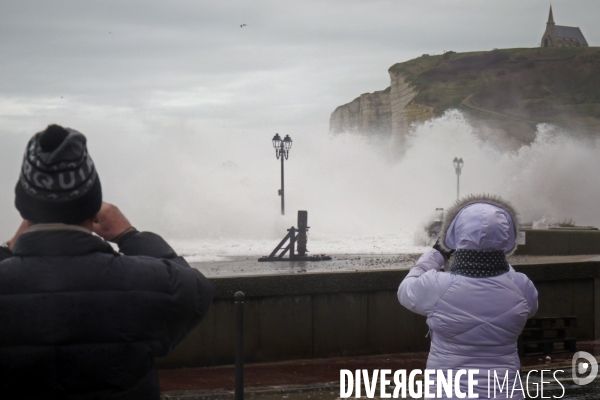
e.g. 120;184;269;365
398;195;538;399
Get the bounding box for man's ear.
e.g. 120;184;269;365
80;216;96;230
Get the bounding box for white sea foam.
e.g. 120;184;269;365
171;230;427;262
2;109;599;261
166;109;600;260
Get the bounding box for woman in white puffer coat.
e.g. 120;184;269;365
398;194;538;400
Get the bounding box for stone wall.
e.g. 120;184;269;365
156;261;600;369
515;229;600;256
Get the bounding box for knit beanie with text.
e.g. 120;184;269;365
14;124;102;224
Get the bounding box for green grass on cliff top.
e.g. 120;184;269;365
387;47;600;118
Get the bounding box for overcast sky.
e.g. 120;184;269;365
0;0;599;238
2;1;598;134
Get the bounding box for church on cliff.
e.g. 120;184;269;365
541;6;588;47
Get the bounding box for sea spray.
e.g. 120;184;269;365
148;110;600;257
1;109;600;258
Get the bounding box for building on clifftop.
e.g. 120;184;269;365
541;6;588;48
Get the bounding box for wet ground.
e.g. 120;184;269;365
190;254;419;277
531;369;600;400
159;340;600;399
242;374;600;400
191;254;599;278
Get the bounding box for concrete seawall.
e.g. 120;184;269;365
516;229;600;256
156;260;600;369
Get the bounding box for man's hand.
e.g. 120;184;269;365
92;202;133;242
7;220;33;251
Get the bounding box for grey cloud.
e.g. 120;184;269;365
1;0;599;237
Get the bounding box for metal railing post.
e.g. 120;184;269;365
235;291;245;400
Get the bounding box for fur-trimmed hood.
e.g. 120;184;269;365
440;194;520;255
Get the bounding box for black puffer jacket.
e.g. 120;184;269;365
0;229;214;399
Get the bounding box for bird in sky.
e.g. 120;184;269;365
240;24;246;28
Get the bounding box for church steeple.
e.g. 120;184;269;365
547;5;555;25
541;5;588;48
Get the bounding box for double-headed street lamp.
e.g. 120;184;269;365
272;133;293;215
453;157;464;200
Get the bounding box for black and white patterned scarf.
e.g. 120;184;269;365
450;249;510;278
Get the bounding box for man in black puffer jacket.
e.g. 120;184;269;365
0;125;214;399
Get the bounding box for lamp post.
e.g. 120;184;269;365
453;157;464;200
272;133;293;215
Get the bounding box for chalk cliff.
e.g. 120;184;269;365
329;87;391;136
330;47;600;148
388;70;434;148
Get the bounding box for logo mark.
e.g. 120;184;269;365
572;351;598;385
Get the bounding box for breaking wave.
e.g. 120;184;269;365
2;109;599;257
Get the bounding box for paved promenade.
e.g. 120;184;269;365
159;340;600;399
